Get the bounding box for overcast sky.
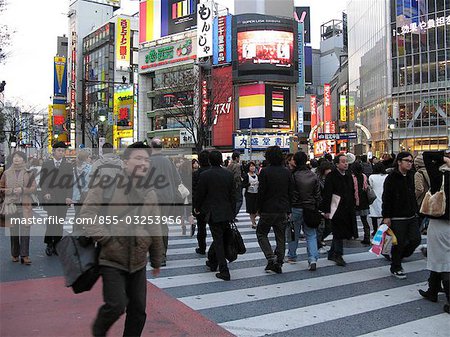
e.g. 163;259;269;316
0;0;346;111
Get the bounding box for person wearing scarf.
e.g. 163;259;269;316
0;151;37;265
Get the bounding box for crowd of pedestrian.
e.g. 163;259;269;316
1;142;449;336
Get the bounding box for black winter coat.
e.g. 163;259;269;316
322;169;356;240
382;170;418;219
257;165;293;214
291;168;321;210
195;166;235;223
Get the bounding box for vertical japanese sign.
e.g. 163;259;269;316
116;18;130;69
297;103;304;133
213;15;232;64
349;95;355;121
340;95;347;122
197;0;213;58
70;31;77;120
310;95;317;128
297;22;305;97
324;83;331;122
201;78;208;125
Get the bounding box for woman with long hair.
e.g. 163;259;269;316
243;161;259;229
0;151;37;265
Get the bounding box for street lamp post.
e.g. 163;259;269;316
388;118;396;155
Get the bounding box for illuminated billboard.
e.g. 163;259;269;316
139;0;198;44
232;14;298;83
265;85;291;129
294;7;311;43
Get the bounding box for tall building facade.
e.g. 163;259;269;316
348;0;449;156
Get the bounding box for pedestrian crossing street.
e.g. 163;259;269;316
32;206;448;336
148;210;448;337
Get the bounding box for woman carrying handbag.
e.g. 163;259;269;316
0;151;37;265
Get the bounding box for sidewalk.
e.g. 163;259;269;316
0;276;234;337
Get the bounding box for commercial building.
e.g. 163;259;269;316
67;0;121;148
82;14;139;148
347;0;450;157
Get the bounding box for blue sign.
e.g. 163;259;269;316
213;14;232;65
53;58;67;103
297;22;305;97
297;103;304;132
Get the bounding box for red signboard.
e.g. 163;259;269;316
310;95;317;128
211;66;233;147
201;79;208;125
324;83;331;122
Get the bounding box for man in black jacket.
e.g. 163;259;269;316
39;141;73;256
382;151;421;279
257;146;293;274
192;150;210;254
194;151;235;281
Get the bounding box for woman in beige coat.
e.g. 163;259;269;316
0;151;37;264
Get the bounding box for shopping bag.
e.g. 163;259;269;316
369;224;389;256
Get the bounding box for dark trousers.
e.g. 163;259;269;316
235;189;243;218
256;213;287;264
390;217;421;272
360;215;370;241
44;205;68;246
208;222;230;273
93;266;147;337
317;218;332;247
427;271;450;302
10;223;30;257
328;238;344;258
371;217;380;235
196;215;207;253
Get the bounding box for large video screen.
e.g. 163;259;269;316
237;31;294;69
233;14;298;83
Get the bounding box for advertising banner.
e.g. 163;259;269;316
349;95;355;121
233;14;298;83
238;83;265;129
116;18;131;69
294;7;311;43
234;134;291;150
304;46;312;84
310;95;317;128
297;103;304;133
340;95;347;122
139;0;198;44
324;83;331;122
53;56;67;103
265;84;291;129
237;30;293;70
297;22;305;97
140;37;196;72
114;85;134;128
211;66;233;147
213;15;232;65
197;0;213;58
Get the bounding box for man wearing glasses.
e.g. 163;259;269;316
382;152;421;279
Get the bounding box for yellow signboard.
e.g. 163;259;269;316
349;96;355;122
340;95;347;122
116;17;130;69
115;129;133;138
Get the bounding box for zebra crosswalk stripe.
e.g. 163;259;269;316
147;209;443;337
